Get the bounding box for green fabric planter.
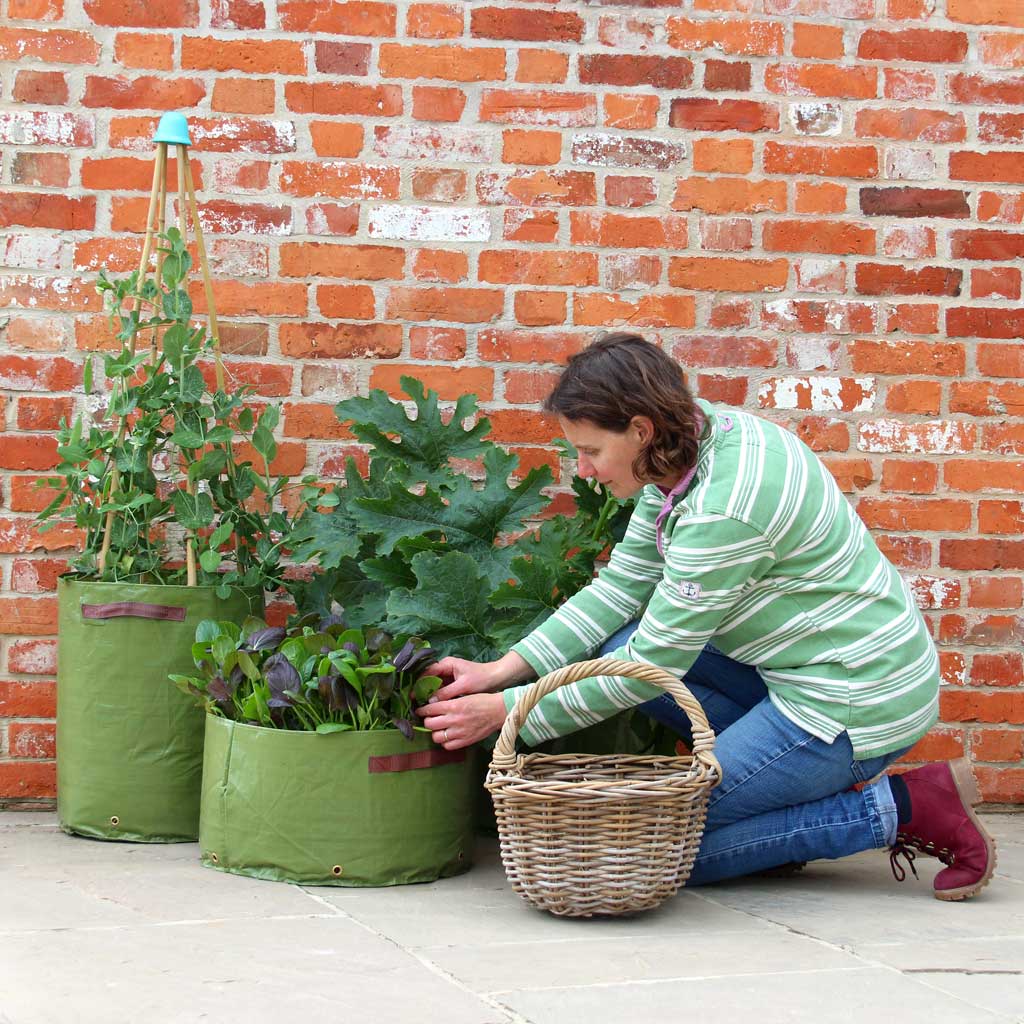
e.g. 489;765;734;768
199;715;477;886
56;578;262;843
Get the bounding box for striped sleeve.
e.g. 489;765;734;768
509;487;665;676
504;514;777;746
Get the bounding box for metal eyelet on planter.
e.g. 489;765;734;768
109;815;120;827
457;851;464;862
208;852;220;864
331;864;343;877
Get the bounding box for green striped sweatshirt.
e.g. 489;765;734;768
505;400;939;760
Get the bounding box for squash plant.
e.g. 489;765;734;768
37;227;317;596
171;616;441;737
288;378;634;661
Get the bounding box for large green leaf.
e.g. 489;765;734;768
385;551;507;662
335;376;493;488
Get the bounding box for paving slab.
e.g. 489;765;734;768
1;811;1022;1024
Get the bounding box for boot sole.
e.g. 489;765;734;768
934;757;998;902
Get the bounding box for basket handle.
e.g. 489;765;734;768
491;657;719;775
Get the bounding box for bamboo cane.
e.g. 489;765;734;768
177;146;198;588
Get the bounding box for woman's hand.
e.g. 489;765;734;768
425;650;534;703
416;692;507;750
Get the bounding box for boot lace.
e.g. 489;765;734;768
889;831;955;882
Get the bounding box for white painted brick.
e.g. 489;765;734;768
758;376;876;412
373;125;494;163
2;234;70;271
367;205;491;242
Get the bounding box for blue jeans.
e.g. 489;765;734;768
600;625;906;885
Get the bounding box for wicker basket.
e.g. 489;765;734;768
485;657;721;917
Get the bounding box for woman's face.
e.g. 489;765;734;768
559;416;655;498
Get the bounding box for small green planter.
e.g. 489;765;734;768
199;715;477;886
56;578;262;842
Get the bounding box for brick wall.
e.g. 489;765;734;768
2;0;1023;807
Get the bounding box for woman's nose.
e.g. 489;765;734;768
577;454;595;478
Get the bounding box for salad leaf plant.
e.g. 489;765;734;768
288;377;634;661
171;615;442;737
36;228;323;595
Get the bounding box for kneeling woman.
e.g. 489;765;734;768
419;332;995;901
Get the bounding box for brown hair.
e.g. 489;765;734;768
543;332;702;482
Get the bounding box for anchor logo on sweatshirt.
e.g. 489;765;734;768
678;580;702;600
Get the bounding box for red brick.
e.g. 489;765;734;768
764;142;878;178
941;539;1024;571
410;327;466;360
822;457;874;492
278;0;396;34
380;44;505;81
669;256;789;292
181;36;302;73
408;3;463;38
859;419;974;455
949;72;1024;105
571;133;684;172
951;381;1024;417
286;82;402;117
884;68;936;99
477;170;596;207
478;250;596;287
858;28;968;62
850;340;965;376
948;307;1024;340
16;396;74;432
765;62;876;98
765;300;875;335
109;115;296;154
7;479;67;515
604;176;658;208
971;266;1022;301
10;153;70;188
515;49;569;84
281;162;399;200
211;0;266;30
0;597;58;635
672;335;777;369
982;423;1024;458
793;22;845;58
666;17;783;54
952;228;1024;261
12;556;66;594
371;365;494;402
979;31;1024;67
80;155;201;191
603;94;659;130
692;139;753;174
973;730;1024;764
502;129;561;165
478;329;584;365
951;151;1024;185
84;0;197;26
13;70;69;105
597;14;655;51
795;182;847;215
856;107;966;142
309;46;367;79
282;402;353;441
113;31;173;69
855;263;962;296
670;98;780;132
945;460;1024;493
703;60;752;91
858;497;969;531
83;74;204;109
980;501;1024;535
280;322;402;360
605;254;662;291
901;730;965;763
411;86;466;122
573;293;696;329
0;680;56;716
212;78;275;116
316;285;375;319
0;28;99;64
764;220;875;256
386;287;503;323
979;112;1024;144
191;281;306;317
881;459;938;493
484;409;560;445
0;762;56;800
470;7;582;42
480;89;596;127
412;168;466;202
504;369;560;405
503;209;559;242
571;211;687;250
412;249;467;283
514;291;566;327
860;186;970;218
672;178;786;214
970;577;1024;609
9;0;63;17
579;54;693;89
699;219;753;252
280;243;403;280
795;416;850;452
971;653;1024;687
877;535;932;569
885;380;942;415
883;303;940;334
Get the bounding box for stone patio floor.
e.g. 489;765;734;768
1;810;1022;1024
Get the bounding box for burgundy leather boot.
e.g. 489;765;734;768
890;758;997;901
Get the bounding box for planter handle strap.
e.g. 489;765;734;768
368;748;466;774
81;601;187;622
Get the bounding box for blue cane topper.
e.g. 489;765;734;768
153;111;193;147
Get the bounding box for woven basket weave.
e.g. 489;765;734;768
485;657;721;917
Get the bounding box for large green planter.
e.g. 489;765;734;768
199;715;477;886
56;578;262;842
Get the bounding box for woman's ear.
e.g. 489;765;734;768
630;415;655;445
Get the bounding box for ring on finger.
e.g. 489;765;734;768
442;728;449;743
